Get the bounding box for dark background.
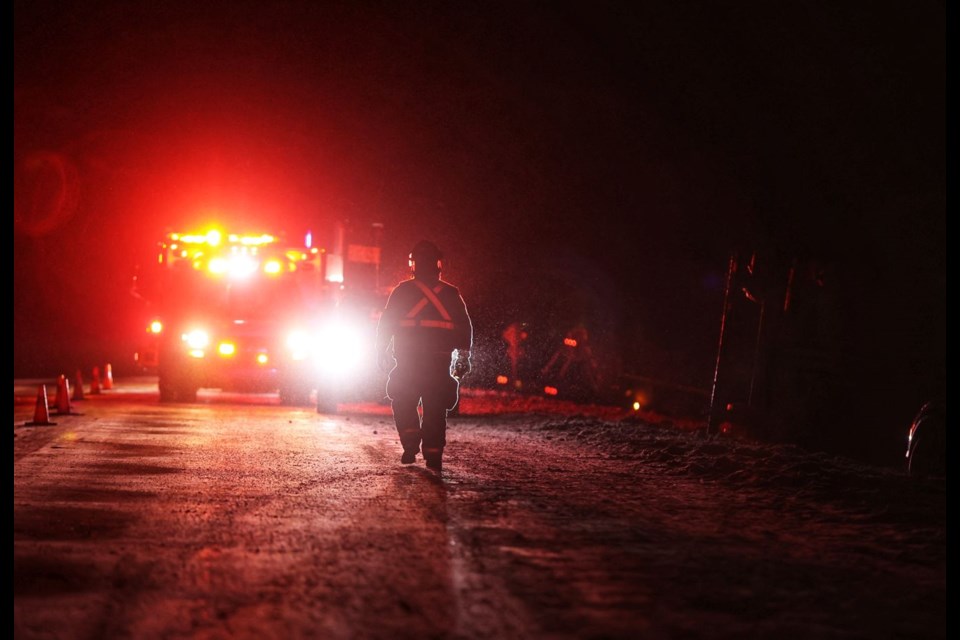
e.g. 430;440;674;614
14;1;945;461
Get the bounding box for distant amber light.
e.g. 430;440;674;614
218;342;236;357
496;375;509;385
563;338;578;347
256;354;269;365
631;391;650;410
148;320;163;334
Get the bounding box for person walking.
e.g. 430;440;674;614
376;240;473;473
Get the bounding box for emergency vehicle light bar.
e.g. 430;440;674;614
161;229;321;275
169;230;277;248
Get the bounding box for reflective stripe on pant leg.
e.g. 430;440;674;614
420;409;445;453
421;374;457;454
391;395;422;453
388;366;423;452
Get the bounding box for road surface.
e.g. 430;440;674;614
14;379;946;639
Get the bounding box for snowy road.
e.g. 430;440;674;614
13;382;945;639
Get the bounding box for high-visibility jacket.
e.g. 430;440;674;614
376;276;473;361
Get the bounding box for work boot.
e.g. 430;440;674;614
401;449;418;464
425;455;442;473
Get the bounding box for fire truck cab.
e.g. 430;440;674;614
132;225;385;410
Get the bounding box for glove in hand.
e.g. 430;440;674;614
452;351;472;379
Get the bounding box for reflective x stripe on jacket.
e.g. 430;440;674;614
376;276;473;358
399;280;455;330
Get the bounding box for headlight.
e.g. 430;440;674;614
315;322;365;376
182;329;210;349
286;320;367;376
180;328;211;358
286;330;314;361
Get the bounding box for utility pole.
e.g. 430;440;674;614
707;251;738;435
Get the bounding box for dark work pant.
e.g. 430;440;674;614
386;361;460;458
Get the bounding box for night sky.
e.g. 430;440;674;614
14;1;945;441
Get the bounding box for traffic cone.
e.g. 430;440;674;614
102;363;114;390
53;374;82;416
53;374;69;412
89;366;102;395
72;369;86;401
25;385;57;426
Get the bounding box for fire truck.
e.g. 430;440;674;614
131;223;386;411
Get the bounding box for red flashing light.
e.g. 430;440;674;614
563;338;578;348
544;386;558;396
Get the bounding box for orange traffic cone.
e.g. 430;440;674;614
25;385;57;426
102;363;114;390
89;366;102;395
72;369;86;401
53;374;82;416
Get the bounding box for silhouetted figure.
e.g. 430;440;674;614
541;323;600;401
502;321;529;390
376;241;473;473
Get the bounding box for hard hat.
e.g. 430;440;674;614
409;240;443;274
